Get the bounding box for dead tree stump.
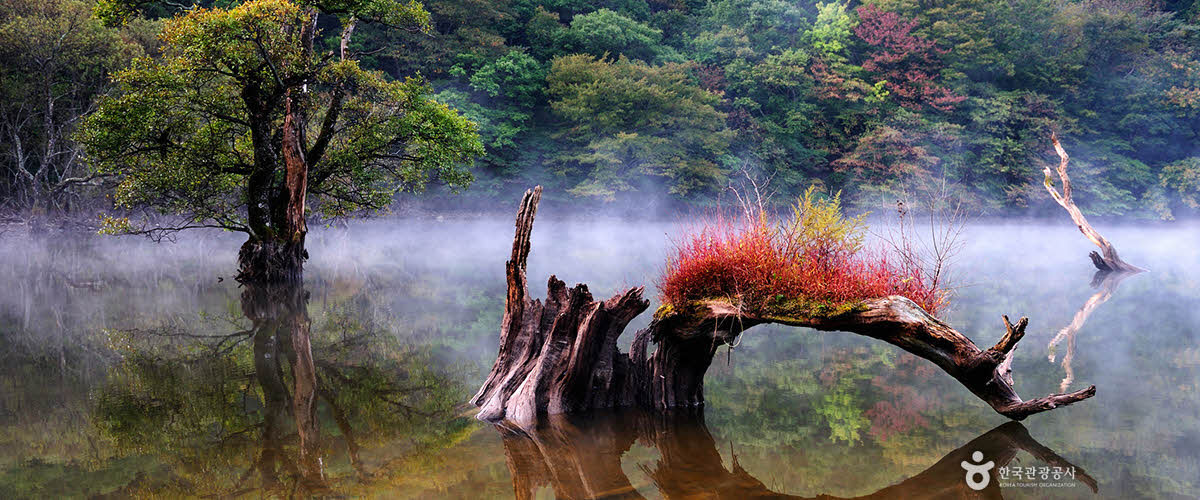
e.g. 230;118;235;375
1044;134;1145;273
473;187;1097;427
471;187;651;422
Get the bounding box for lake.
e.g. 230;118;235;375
1;217;1197;498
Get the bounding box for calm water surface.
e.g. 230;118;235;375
0;218;1197;498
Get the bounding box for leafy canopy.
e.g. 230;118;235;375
79;0;482;236
547;54;733;201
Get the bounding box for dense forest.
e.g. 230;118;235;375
3;0;1200;219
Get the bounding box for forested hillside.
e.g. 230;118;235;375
4;0;1200;218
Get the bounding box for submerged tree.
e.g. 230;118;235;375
79;0;483;282
1043;135;1144;272
474;187;1096;427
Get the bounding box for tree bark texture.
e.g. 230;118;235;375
235;10;320;285
236;87;310;285
474;187;1097;428
237;238;307;284
1043;134;1144;273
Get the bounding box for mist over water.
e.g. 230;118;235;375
1;216;1198;498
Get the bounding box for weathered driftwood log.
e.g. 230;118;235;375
473;187;1097;427
648;297;1096;420
496;408;1098;499
1043;134;1144;273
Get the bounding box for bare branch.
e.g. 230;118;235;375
1043;134;1144;272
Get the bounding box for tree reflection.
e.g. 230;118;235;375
498;408;1098;499
240;284;327;495
1047;269;1138;392
92;282;463;496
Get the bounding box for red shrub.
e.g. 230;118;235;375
659;204;944;315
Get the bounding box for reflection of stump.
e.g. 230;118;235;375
496;409;1098;499
1048;269;1137;392
498;412;644;500
475;187;1096;428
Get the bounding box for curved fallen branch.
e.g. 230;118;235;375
652;296;1095;420
473;187;1097;427
1043;134;1144;272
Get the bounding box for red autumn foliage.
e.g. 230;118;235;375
693;64;727;93
659;208;943;315
853;5;965;112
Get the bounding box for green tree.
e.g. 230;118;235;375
723;48;825;194
806;1;855;63
833;110;962;205
469;50;547;109
523;6;568;61
546;54;733;201
79;0;483;282
1161;157;1200;210
0;0;146;218
698;0;809;51
564;8;664;62
353;0;518;80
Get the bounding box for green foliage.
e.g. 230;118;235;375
95;0;432;27
547;54;733;200
78;0;482;237
8;0;1200;217
524;6;569;60
564;8;664;62
785;186;867;254
315;0;432;27
0;0;146;210
807;1;856;62
1162;157;1200;209
469;51;547;108
699;0;809;50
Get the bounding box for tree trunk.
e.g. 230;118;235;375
236;8;316;285
474;187;1097;428
237;237;307;284
1043;134;1144;273
282;90;309;248
472;187;651;421
236;89;310;284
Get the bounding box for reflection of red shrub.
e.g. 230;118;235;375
659;196;943;314
866;399;930;442
867;354;935;441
